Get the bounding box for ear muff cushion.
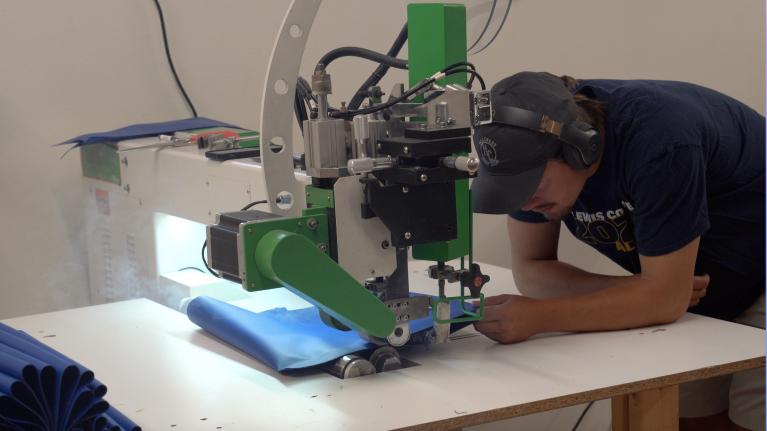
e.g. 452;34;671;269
561;121;601;169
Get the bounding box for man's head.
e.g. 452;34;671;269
471;71;603;220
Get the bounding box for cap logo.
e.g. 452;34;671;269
478;137;499;167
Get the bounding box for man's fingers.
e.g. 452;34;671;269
482;294;511;306
481;304;506;322
474;320;499;334
692;274;710;291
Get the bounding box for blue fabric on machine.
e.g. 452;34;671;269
0;322;141;430
57;117;241;147
186;295;476;372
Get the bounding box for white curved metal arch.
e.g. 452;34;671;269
259;0;322;216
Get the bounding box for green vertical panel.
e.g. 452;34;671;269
408;3;471;262
80;143;121;185
305;185;334;209
407;3;467;91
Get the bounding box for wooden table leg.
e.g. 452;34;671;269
612;385;679;431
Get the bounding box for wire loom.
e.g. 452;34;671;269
0;323;140;431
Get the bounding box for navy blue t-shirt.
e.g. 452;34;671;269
512;79;765;319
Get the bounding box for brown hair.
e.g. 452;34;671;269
560;75;606;132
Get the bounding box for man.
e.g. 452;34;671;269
471;72;765;431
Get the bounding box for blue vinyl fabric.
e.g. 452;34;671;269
57;117;241;147
187;295;477;371
0;322;140;431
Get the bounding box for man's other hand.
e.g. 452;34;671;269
473;294;541;344
689;274;710;308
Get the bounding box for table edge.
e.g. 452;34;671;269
394;356;766;431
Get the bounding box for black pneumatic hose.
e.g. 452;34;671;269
315;47;408;73
348;23;408;110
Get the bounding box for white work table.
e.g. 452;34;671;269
3;262;764;430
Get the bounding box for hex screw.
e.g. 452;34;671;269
420;174;428;182
404;232;412;240
307;218;318;230
381;240;390;249
318;243;328;252
402;186;409;194
403;146;409;154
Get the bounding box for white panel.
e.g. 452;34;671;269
333;176;396;282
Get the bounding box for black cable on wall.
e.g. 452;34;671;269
153;0;198;118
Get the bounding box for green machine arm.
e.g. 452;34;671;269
254;230;396;338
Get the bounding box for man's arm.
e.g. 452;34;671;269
508;217;635;298
476;218;704;344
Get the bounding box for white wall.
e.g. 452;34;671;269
0;2;761;430
0;0;763;314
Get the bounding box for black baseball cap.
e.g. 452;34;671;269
471;71;579;214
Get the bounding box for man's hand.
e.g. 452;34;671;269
473;294;542;344
689;274;709;308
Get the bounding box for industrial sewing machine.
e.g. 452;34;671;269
80;2;493;356
206;1;493;347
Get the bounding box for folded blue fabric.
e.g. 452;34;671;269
57;117;241;147
0;322;140;430
187;295;476;371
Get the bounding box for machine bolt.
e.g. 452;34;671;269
307;218;318;230
318;243;328;252
381;240;390;249
404;232;412;240
403;146;409;154
420;174;428;182
402;186;409;194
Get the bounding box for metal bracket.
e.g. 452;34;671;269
538;115;563;137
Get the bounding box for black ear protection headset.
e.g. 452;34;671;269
492;105;602;170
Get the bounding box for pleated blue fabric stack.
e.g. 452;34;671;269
0;322;140;431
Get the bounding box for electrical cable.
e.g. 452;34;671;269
330;76;433;119
348;23;408;110
440;61;481;88
329;65;486;119
446;68;486;90
315;47;408;72
201;200;269;277
153;0;198;118
571;401;594;431
202;241;218;277
467;0;497;52
440;61;477;72
240;200;269;211
471;0;512;56
178;267;205;273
